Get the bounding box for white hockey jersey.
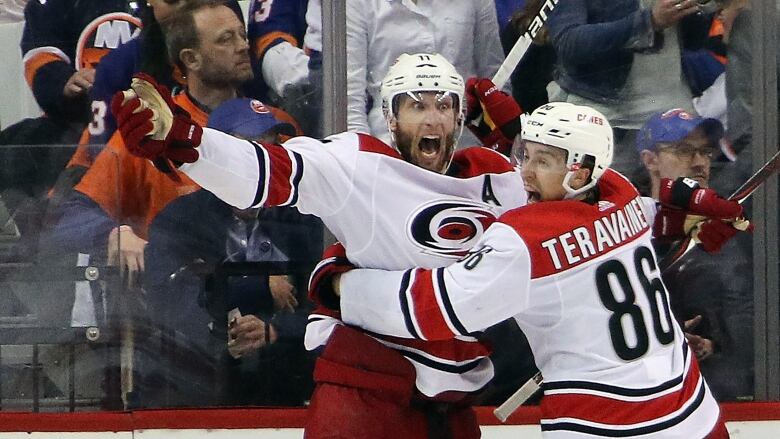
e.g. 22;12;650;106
339;170;721;437
178;129;528;396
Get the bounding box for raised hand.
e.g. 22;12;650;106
465;77;522;155
111;73;202;168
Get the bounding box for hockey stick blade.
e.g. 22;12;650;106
661;148;780;272
494;372;543;423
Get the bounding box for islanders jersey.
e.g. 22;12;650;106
178;130;527;396
247;0;309;100
338;170;721;437
75;92;206;239
21;0;142;118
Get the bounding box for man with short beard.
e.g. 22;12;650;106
113;52;526;437
49;0;297;286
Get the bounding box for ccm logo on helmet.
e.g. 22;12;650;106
407;200;498;258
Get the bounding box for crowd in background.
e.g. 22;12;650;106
0;0;767;411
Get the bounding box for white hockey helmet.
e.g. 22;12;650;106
520;102;613;198
381;53;465;144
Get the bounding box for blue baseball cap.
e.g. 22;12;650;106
207;98;296;140
636;109;724;152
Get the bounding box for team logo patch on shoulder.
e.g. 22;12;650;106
407;200;498;258
598;200;616;211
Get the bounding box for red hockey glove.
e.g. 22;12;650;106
658;177;743;218
111;73;201;169
696;219;742;254
464;77;522;156
653;206;752;253
308;242;354;310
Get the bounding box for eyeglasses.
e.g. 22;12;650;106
656;142;715;160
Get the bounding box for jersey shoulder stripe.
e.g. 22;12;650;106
357;133;402;158
450;146;514;177
247;141;304;208
410;267;452;340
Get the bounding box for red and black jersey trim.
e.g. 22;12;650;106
283;150;304;206
435;268;469;337
397;349;484;374
540;343;708;436
542;342;690;397
361;328;487;374
541;384;706;436
399;270;421;339
250;141;268;207
248;141;304;208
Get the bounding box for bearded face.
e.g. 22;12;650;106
390;91;460;174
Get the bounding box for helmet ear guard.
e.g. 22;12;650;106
521;103;614;198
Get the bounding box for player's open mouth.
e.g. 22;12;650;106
418;135;442;158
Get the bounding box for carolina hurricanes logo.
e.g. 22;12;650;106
75;13;142;70
407;200;498;258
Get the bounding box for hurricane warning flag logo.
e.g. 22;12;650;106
407;200;498;258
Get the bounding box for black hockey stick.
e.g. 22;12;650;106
491;0;559;90
660;148;780;272
471;0;559;134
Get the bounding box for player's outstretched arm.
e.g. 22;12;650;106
112;74;344;212
338;223;532;341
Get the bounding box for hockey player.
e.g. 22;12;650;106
329;102;738;438
112;52;526;437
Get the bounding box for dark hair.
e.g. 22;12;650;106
508;0;551;45
139;4;174;82
161;0;232;73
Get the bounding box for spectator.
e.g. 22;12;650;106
547;0;712;182
143;97;318;407
0;0;146;242
46;0;267;285
21;0;143;125
345;0;506;145
76;0;244;171
715;0;773;197
494;0;526;33
501;0;556;113
637;108;754;401
247;0;323;136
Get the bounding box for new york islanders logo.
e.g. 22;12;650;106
407;200;498;258
76;13;142;70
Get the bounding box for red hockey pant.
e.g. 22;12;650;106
304;325;480;439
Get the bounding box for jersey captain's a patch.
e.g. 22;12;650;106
407;200;498;258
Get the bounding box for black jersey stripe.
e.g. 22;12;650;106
285;150;304;206
543;343;691;397
541;379;706;437
436;268;469;336
398;349;485;374
249;141;267;207
398;270;420;338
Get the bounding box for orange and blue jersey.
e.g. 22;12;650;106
21;0;143;121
